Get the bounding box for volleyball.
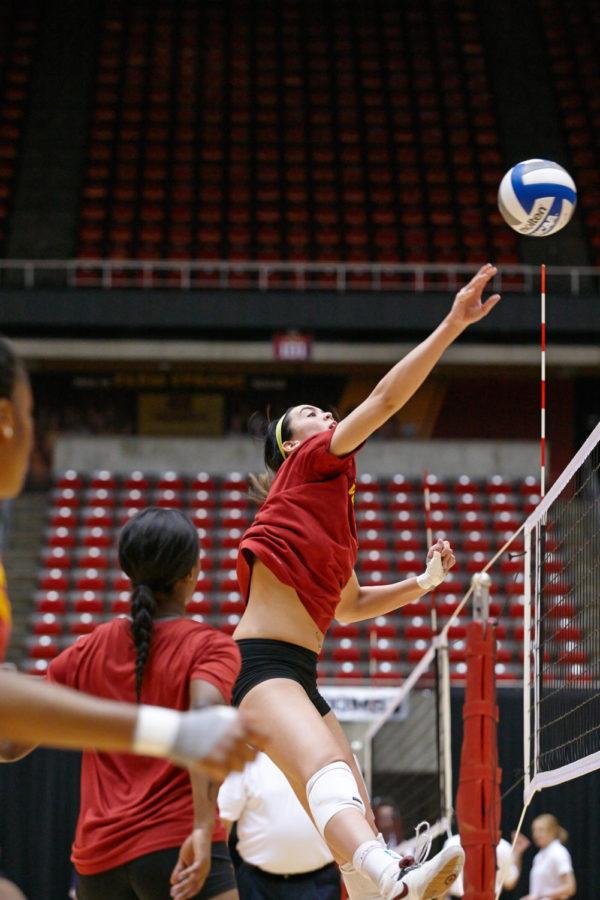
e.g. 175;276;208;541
497;159;577;237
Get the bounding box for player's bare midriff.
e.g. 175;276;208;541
233;559;328;653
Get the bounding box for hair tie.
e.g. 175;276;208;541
275;415;287;459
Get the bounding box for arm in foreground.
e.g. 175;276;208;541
0;670;261;779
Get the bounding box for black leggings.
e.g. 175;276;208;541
76;842;236;900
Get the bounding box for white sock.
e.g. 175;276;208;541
353;840;406;896
340;862;383;900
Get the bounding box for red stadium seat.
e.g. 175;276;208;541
72;593;105;614
68;613;101;636
39;570;70;592
35;591;67;614
76;1;506;264
32;614;63;636
369;643;401;662
26;636;60;660
331;642;362;663
47;527;76;549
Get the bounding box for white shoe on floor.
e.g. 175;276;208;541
384;844;465;899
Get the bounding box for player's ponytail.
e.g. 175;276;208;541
118;507;199;702
248;408;293;505
130;584;157;702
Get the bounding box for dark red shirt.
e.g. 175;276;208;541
48;617;241;875
0;561;11;662
237;429;361;634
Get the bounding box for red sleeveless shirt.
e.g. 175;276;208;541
237;429;361;635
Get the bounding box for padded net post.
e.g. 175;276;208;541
456;605;501;900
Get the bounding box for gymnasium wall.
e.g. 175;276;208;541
53;435;540;477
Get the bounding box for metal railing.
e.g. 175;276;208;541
0;258;599;293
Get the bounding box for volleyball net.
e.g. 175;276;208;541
361;417;600;889
524;419;600;802
363;635;453;848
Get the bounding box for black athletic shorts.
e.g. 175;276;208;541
76;842;235;900
232;638;331;717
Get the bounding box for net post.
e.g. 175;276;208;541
436;629;453;831
457;574;500;900
423;472;437;633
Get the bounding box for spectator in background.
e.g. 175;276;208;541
520;815;576;900
371;798;405;850
218;751;341;899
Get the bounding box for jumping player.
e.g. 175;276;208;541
3;507;243;900
233;264;501;900
0;336;261;780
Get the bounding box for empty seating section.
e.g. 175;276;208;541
539;0;600;263
25;468;582;685
0;3;39;252
77;0;518;270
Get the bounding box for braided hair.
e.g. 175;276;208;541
248;407;293;505
0;337;23;399
118;507;199;701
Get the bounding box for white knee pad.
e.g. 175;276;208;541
306;760;366;837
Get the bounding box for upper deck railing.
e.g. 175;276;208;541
0;258;598;294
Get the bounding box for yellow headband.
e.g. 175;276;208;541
275;415;287;459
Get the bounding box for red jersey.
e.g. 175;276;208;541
0;561;11;662
47;616;241;875
237;429;361;634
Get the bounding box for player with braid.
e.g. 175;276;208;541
233;265;501;900
0;335;260;783
0;335;264;899
6;508;243;900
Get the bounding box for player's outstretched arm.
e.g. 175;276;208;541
0;670;261;779
329;263;500;456
335;540;455;624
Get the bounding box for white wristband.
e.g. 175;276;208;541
416;551;446;593
133;705;181;758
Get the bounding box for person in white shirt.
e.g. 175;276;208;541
520;814;576;900
440;832;526;897
218;752;341;899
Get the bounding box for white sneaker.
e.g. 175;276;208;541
384;845;465;899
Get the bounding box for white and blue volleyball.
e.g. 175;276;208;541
498;159;577;237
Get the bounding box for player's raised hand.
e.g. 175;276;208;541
447;263;501;327
428;538;456;574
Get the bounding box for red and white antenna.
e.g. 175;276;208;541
423;472;437;633
540;264;546;498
